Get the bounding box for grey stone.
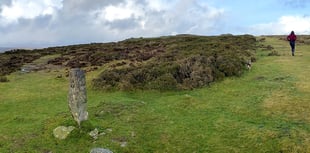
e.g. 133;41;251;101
106;128;113;133
89;128;99;140
68;68;88;127
120;141;127;147
90;148;113;153
53;126;75;140
21;64;43;73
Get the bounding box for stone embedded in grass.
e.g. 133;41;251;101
90;148;113;153
53;126;75;140
68;68;88;127
112;137;128;147
89;128;99;140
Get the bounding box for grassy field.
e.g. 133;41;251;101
0;36;309;152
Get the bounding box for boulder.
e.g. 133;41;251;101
53;126;75;140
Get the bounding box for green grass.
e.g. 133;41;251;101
0;36;309;152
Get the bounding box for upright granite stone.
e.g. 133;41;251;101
68;68;88;127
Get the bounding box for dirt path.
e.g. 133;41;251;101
262;36;310;122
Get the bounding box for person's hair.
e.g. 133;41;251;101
291;31;295;35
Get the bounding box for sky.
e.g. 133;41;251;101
0;0;310;48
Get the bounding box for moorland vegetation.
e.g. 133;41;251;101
1;35;310;152
0;34;257;90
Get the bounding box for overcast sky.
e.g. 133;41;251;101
0;0;310;48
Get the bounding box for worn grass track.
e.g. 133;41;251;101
0;36;309;152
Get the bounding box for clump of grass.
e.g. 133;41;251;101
268;50;281;56
1;35;310;153
0;75;9;82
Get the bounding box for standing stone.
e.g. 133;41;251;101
68;68;88;127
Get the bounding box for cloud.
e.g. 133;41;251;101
0;0;11;6
281;0;310;8
98;1;144;22
0;0;226;47
92;0;226;35
0;0;63;26
250;15;310;35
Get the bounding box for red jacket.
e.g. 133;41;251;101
287;34;297;41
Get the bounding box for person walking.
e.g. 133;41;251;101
287;31;297;56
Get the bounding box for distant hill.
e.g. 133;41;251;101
0;34;258;90
0;47;15;53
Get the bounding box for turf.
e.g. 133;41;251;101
0;36;309;152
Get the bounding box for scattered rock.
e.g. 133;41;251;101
21;68;30;73
90;148;113;153
89;128;99;140
106;128;113;133
53;126;75;140
112;137;128;147
99;132;106;136
21;64;43;73
120;141;127;147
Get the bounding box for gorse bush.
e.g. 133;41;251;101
93;35;257;90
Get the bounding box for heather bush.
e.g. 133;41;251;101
90;35;257;90
0;75;9;82
146;73;178;90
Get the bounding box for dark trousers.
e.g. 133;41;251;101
290;41;295;52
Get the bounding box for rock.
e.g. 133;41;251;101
53;126;75;140
89;128;106;139
99;132;106;136
111;137;128;148
21;64;42;73
106;128;113;133
90;148;113;153
89;128;99;140
120;141;127;147
68;68;88;127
